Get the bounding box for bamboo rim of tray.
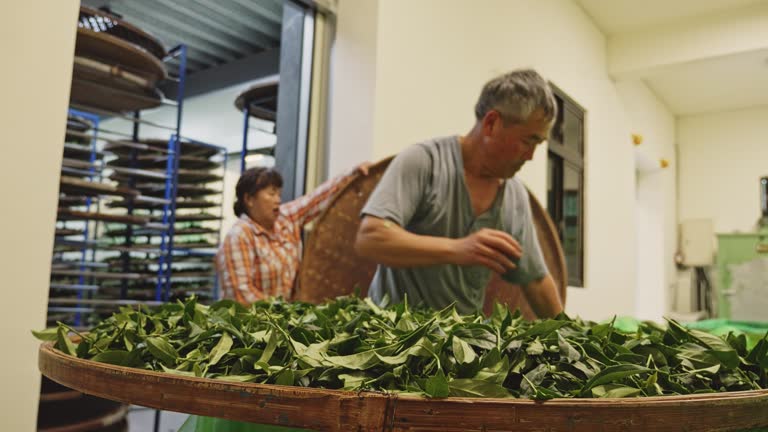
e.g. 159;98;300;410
74;56;153;90
39;343;768;432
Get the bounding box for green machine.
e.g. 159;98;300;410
715;176;768;320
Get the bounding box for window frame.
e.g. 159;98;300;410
547;83;586;288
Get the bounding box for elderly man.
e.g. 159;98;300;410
355;69;563;318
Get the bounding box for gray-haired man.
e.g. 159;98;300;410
355;69;563;318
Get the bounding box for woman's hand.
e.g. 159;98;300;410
354;161;372;176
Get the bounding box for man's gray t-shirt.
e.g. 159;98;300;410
361;135;549;314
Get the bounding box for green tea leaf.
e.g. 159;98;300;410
449;378;511;398
558;332;581;363
145;336;178;366
526;338;545;356
91;350;133;366
572;361;596;379
56;327;77;356
217;374;261;382
687;329;740;369
324;350;379;370
425;369;450;398
452;337;477;364
474;355;509;385
376;339;430;366
208;333;233;366
76;339;92;358
160;364;196;377
521;363;549;396
516;320;568;339
339;372;369;389
453;327;497;350
298;340;330;368
32;328;58;341
258;330;278;364
275;369;295;386
581;364;652;395
591;384;642;398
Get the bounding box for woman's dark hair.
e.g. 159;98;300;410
233;167;283;217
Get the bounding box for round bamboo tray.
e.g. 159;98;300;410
104;139;220;159
297;157;567;318
65;115;92;144
70;56;164;112
39;342;768;431
79;5;166;60
234;77;279;121
75;27;167;84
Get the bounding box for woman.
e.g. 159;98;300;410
182;165;369;432
216;163;369;303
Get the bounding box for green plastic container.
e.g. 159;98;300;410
685;319;768;349
611;317;768;350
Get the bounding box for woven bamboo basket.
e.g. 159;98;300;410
38;343;768;432
296;157;567;318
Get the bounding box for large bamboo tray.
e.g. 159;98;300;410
39;342;768;431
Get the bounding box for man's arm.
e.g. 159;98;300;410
355;216;522;274
522;274;563;318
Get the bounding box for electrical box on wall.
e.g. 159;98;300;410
680;219;714;266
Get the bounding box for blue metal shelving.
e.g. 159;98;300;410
49;44;223;326
156;135;226;301
50;42;228;327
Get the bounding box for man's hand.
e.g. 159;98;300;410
452;228;522;274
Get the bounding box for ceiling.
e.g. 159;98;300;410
644;48;768;115
81;0;283;76
575;0;763;34
576;0;768;116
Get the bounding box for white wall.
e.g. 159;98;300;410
331;0;655;320
0;1;79;429
678;107;768;233
326;0;378;177
616;81;677;321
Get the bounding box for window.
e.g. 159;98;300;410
547;86;585;287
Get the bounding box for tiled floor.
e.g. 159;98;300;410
127;406;190;432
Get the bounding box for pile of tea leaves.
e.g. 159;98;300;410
34;296;768;399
